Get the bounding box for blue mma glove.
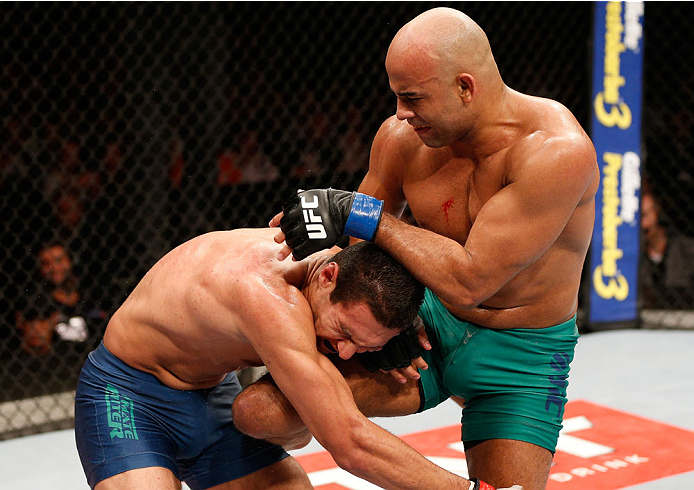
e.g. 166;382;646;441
358;327;423;372
280;188;383;260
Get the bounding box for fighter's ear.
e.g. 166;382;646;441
319;261;340;287
457;73;476;103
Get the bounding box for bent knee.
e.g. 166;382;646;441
232;385;269;437
232;381;296;438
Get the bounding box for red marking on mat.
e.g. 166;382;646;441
296;400;694;489
440;198;455;223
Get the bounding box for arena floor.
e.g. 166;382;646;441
1;329;693;490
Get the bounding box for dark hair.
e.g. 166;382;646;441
329;242;424;331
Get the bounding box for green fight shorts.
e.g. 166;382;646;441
417;288;579;453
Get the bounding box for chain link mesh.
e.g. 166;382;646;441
639;2;694;322
0;2;690;439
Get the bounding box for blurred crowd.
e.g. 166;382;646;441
0;74;374;381
0;2;692;408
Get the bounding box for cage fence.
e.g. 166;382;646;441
0;2;691;440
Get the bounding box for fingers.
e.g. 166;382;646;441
271;214;298;261
276;245;293;261
411;355;428;371
417;328;432;350
387;369;409;384
273;230;292;261
270;222;292;260
386;364;421;384
273;229;286;244
269;211;284;228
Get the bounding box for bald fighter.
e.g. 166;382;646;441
74;229;516;490
238;7;599;490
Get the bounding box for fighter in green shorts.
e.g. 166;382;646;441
246;7;598;489
416;289;579;453
233;287;579;488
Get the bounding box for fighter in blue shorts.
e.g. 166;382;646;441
73;229;497;490
246;8;598;490
75;343;288;489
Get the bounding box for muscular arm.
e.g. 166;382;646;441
362;124;597;309
238;280;473;490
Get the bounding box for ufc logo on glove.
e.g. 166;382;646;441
280;188;384;260
301;195;328;240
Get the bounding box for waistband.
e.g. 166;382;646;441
423;288;579;334
88;341;163;384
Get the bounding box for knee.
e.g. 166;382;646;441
233;377;300;439
232;384;273;438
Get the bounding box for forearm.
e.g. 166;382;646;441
272;188;477;303
234;371;482;489
233;361;421;440
375;214;485;308
248;359;474;489
325;419;473;490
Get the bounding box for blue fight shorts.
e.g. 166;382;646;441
74;342;288;489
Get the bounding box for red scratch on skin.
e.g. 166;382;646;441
440;198;455;224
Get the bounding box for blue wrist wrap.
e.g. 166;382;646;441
343;193;384;241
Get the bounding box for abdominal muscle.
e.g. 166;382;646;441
440;265;580;329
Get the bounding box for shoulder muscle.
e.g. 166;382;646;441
361;116;420;214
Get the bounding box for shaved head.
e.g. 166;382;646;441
386;7;500;88
385;8;505;148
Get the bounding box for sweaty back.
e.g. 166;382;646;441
103;228;291;390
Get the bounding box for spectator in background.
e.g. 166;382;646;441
640;190;694;308
217;129;278;185
103;138;124;177
15;241;89;356
46;139;97;199
295;112;330;179
45;135;102;237
216;145;243;187
15;294;57;356
212;129;280;230
79;131;135;315
238;129;278;183
54;189;85;234
292;92;342;182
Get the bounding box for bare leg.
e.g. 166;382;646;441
465;439;553;490
92;454;310;490
209;457;312;490
338;357;422;416
231;374;309;446
233;359;553;489
232;357;422;444
95;467;182;490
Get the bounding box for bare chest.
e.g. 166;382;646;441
402;156;504;244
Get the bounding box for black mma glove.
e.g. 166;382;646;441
358;327;423;372
280;188;384;260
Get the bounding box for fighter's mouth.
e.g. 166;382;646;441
412;125;430;133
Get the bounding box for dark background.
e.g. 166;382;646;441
1;2;692;438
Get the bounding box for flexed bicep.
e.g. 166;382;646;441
463;140;598;298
